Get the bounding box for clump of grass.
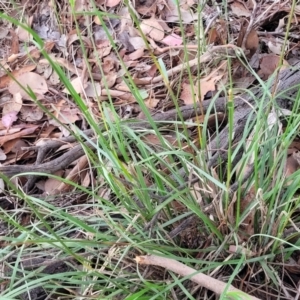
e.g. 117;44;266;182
1;1;300;299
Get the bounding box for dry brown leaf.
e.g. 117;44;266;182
58;108;81;124
230;1;251;17
96;41;112;58
49;70;60;85
268;38;284;55
140;18;164;42
128;37;146;50
164;5;196;23
180;83;196;104
84;82;102;98
20;105;44;121
284;151;300;177
198;74;223;101
161;33;182;46
50;102;81;125
94;15;101;25
0;125;38;146
0;125;29;136
16;16;33;42
245;29;259;55
102;55;116;74
0;27;9;39
96;0;121;7
10;29;19;55
2;138;27;154
207;27;218;44
125;48;145;61
228;245;256;257
56;155;89;193
237;186;256;240
0;64;36;88
3;92;23;115
144;97;160;109
63;77;87;94
136;2;157;16
81;170;90;187
44;170;64;195
68;33;92;48
180;72;223;105
106;0;121;7
2;111;18;129
38;125;56;139
101;73;117;89
8;72;48;100
0;148;6;161
258;55;289;80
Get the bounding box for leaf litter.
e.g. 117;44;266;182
1;0;300;299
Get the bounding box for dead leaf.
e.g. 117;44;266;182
81;171;90;187
8;72;48;100
144;97;159;109
140;18;164;42
258;55;289;80
57;108;81;124
201;74;223;100
180;83;196;104
0;64;36;88
136;1;157;16
101;73;117;88
63;77;87;94
3;92;23;115
231;1;251;17
10;29;19;55
128;37;146;50
238;186;256;240
3;138;27;154
20;105;44;121
180;72;223;104
0;149;7;161
165;7;196;23
237;19;258;56
106;0;121;7
284;151;300;177
44;170;64;195
245;29;259;55
55;155;88;193
102;55;117;74
0;125;38;146
2;111;18;129
161;33;183;46
207;27;218;44
16;16;33;42
125;48;145;61
0;27;9;39
84;82;102;98
268;38;284;55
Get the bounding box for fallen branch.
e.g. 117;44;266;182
135;254;261;300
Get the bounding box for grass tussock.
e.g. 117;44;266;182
1;1;300;299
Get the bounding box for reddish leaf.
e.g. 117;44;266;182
161;33;183;46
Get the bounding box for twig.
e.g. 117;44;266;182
135;254;261;300
258;31;300;40
134;44;241;85
241;0;258;50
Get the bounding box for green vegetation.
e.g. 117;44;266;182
1;0;300;299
